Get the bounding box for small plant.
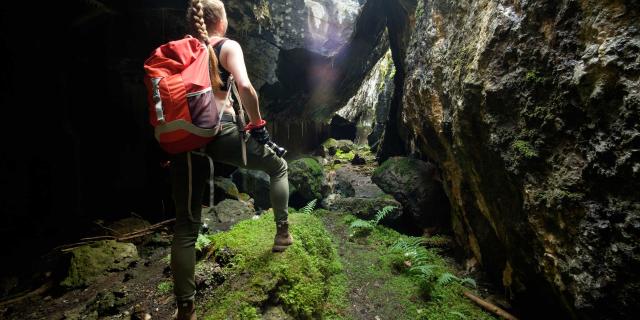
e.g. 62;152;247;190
390;237;477;298
162;253;171;265
349;206;397;237
195;233;212;252
512;140;538;159
157;281;173;294
335;149;355;161
299;199;318;215
525;70;544;84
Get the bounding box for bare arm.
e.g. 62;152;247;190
220;40;263;125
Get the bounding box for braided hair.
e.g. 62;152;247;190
187;0;225;90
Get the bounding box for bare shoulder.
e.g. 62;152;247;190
221;39;242;54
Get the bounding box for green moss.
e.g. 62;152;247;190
238;303;261;320
512;140;539;159
525;70;544;84
322;138;339;148
377;50;395;91
289;158;325;203
374;157;415;178
322;212;495;320
301;157;323;175
200;212;347;319
157;281;173;295
534;188;584;209
415;0;425;18
60;240;139;289
335;150;355;161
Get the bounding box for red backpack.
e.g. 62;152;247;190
143;36;226;154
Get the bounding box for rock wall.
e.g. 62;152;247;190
335;49;395;145
226;0;387;118
400;0;639;318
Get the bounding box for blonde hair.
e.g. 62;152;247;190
187;0;226;89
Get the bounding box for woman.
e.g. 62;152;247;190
170;1;292;319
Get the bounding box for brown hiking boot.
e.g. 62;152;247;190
174;300;196;320
272;220;294;252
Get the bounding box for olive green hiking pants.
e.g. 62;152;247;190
169;121;289;302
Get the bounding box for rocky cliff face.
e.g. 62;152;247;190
400;0;639;318
226;0;387;118
223;0;389;153
335;50;395;145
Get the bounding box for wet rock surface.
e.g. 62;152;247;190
399;0;640;318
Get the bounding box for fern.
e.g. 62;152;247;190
349;219;373;230
372;205;397;225
299;199;318;215
437;272;460;286
409;264;438;279
460;277;477;288
390;237;424;254
349;219;374;237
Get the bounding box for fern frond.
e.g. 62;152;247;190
390;237;423;253
372;205;397;225
299;199;318;214
411;250;431;265
409;264;437;278
437;272;460;286
460;277;477;288
349;219;373;230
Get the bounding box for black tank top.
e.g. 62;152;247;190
213;39;230;91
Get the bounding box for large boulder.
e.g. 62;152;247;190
323;195;402;222
214;199;256;230
60;240;139;289
231;169;271;210
372;157;450;229
318;138;355;157
399;0;640;318
287;158;326;207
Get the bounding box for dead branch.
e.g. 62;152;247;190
0;281;53;307
463;291;519;320
57;218;176;252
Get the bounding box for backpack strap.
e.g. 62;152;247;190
227;75;248;166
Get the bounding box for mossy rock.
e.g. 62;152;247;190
215;199;256;225
232;169;271;210
200;212;347;319
372;157;449;229
288;158;326;208
60;240;139;289
320;139;355;157
324;195;402;221
214;177;242;203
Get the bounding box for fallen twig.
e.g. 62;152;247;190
57;218;176;252
0;281;53;307
463;291;519;320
